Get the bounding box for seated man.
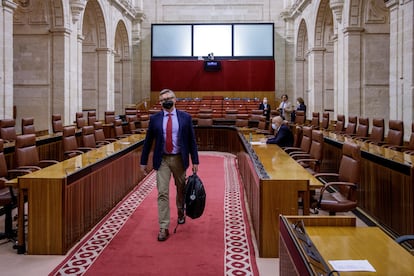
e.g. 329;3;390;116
263;116;293;147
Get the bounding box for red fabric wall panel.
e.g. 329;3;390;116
151;59;275;91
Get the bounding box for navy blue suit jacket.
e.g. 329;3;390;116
266;124;293;147
258;103;271;120
140;109;199;170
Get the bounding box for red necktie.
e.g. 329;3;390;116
166;113;173;153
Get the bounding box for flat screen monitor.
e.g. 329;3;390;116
204;60;221;72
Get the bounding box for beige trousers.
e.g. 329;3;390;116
156;154;186;229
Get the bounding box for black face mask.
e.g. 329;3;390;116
162;100;174;110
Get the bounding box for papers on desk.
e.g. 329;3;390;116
250;141;265;145
328;260;376;272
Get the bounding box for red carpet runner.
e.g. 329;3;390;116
50;152;258;276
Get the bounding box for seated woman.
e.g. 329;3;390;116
262;116;293;147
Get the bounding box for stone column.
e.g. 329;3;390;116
330;0;344;118
72;34;84;125
294;57;306;116
96;47;114;119
132;11;144;103
386;0;413;139
121;58;132;111
69;0;86;125
307;47;325;114
342;27;364;117
0;0;17;119
50;27;71;131
332;33;341;117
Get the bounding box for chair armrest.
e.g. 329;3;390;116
8;168;33;178
318;181;357;203
295;158;319;164
368;140;387;146
17;165;41;171
0;177;8;189
288;150;306;157
353;136;369;141
0;187;10;196
96;141;110;147
64;150;84;156
132;129;147;134
77;147;94;152
403;150;414;155
395;235;414;244
290;153;312;160
105;138;118;142
384;145;406;151
38;160;59;168
314;172;340;184
130;129;140;134
283;146;302;153
313;172;339;178
320;181;357;192
116;134;131;139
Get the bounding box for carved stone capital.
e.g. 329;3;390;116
134;9;145;23
330;0;344;23
2;0;18;11
384;0;399;10
70;0;86;24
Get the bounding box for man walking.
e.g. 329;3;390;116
140;89;199;241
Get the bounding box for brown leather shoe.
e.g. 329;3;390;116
157;228;169;241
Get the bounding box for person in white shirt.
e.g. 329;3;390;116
278;94;293;120
258;97;271;122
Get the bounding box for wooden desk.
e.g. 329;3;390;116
309;227;414;275
237;134;322;258
280;215;414;275
15;134;150;254
321;133;414;239
194;126;323;258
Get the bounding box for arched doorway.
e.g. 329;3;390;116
310;0;334;115
82;0;108;118
295;19;309;119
